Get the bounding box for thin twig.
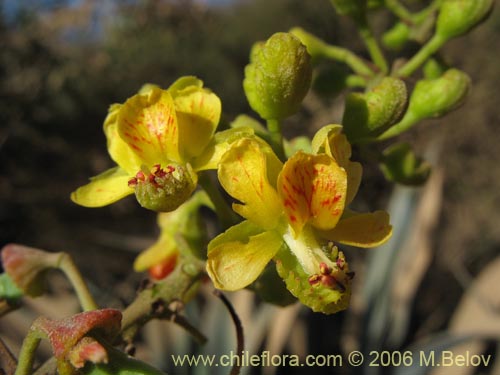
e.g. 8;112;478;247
213;290;244;375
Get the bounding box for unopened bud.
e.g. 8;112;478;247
1;244;62;297
382;22;410;50
410;68;470;119
289;27;328;63
243;32;312;120
436;0;493;41
130;164;197;212
342;77;408;143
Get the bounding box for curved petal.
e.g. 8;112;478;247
190;127;255;171
311;124;343;155
71;167;133;207
218;139;283;230
103;104;142;174
118;87;180;165
175;88;222;160
319;210;392;248
207;221;283;291
167;76;203;97
277;152;347;236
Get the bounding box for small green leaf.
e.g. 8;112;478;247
379;142;431;185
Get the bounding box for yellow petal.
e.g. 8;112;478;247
277;152;347;236
118;87;180;165
311;124;343;155
191;127;255;171
319;210;392;248
168;76;203;97
311;125;353;168
175;88;222;159
133;231;177;272
346;161;362;205
207;221;284;291
71;167;133;207
218;139;283;230
103;104;142;174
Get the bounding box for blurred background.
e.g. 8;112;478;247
1;0;500;374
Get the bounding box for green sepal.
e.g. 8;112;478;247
436;0;494;41
379;142;431;185
284;136;312;157
342;77;408;143
274;246;351;315
249;261;297;307
0;273;24;302
243;32;312;120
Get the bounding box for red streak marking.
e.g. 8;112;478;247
289;215;297;222
131;144;143;153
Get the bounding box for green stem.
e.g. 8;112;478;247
385;0;413;23
14;329;43;375
267;119;285;160
120;257;205;342
395;34;446;77
57;254;98;311
356;14;388;74
322;45;375;77
345;74;368;88
377;110;420;140
198;172;240;229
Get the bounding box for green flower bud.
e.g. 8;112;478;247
289;27;328;63
243;32;312;120
378;69;470;140
436;0;494;41
128;164;197;212
382;22;411;50
422;57;449;79
410;68;470;120
329;0;366;18
380;142;431;185
342;77;408;143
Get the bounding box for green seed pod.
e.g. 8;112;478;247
382;21;411;50
243;32;312;120
436;0;494;40
410;68;470;119
329;0;366;18
342;77;408;143
380;142;431;185
129;164;197;212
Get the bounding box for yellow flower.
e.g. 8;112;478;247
71;76;229;212
206;125;392;313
